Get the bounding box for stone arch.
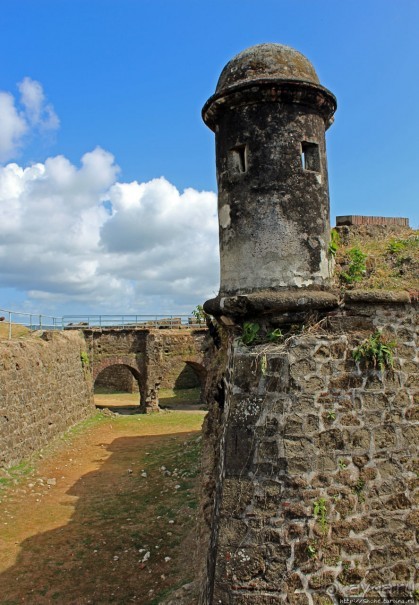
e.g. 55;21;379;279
93;356;142;395
92;356;142;383
175;360;207;401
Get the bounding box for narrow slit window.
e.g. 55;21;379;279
231;144;247;173
301;141;320;172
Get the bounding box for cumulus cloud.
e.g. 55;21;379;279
18;77;60;131
0;92;28;162
0;149;219;314
0;78;59;161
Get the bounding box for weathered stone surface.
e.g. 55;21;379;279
0;331;94;468
200;302;418;604
198;38;418;605
203;43;336;304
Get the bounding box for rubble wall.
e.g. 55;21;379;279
0;331;94;468
201;302;418;603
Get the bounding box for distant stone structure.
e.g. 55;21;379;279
336;216;409;227
197;43;418;605
84;326;207;412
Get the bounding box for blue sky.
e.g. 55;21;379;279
0;0;418;316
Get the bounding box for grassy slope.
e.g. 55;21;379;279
332;225;419;292
0;322;31;339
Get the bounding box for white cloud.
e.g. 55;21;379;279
0;93;28;161
0;149;219;314
18;77;59;131
0;78;59;162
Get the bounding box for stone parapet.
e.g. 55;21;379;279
336;216;409;227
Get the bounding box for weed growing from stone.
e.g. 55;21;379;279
313;497;328;533
353;478;366;501
338;459;347;470
307;544;317;559
241;322;260;345
80;351;90;368
326;410;336;421
328;228;340;258
352;330;396;371
340;247;367;284
267;328;283;342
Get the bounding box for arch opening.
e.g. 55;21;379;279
159;361;207;411
94;363;142;414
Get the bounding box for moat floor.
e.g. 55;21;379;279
0;393;204;605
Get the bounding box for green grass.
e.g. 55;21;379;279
334;226;419;291
0;460;34;490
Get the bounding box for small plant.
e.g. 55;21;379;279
267;328;283;342
341;246;367;284
352;330;396;371
326;410;336;421
328;228;340;258
241;322;260;345
80;351;90;368
307;543;317;558
353;478;366;501
313;497;328;532
387;238;407;254
191;304;207;325
338;459;347;470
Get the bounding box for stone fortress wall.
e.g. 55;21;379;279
195;42;419;604
0;330;94;469
199;298;418;604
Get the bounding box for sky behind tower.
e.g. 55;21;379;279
0;0;418;316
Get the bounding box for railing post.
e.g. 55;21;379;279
39;315;42;330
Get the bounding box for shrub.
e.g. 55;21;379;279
341;247;367;284
352;331;396;371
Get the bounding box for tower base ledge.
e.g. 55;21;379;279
204;289;339;319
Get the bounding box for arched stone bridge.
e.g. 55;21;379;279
80;326;208;412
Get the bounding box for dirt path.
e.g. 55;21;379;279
0;402;205;605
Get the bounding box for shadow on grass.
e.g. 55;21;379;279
0;431;201;605
94;388;205;414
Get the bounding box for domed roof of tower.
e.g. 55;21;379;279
216;43;320;94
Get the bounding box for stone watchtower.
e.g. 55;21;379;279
199;43;417;605
203;43;337;318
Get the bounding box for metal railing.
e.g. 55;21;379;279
0;308;207;339
61;314;206;329
0;308;63;339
